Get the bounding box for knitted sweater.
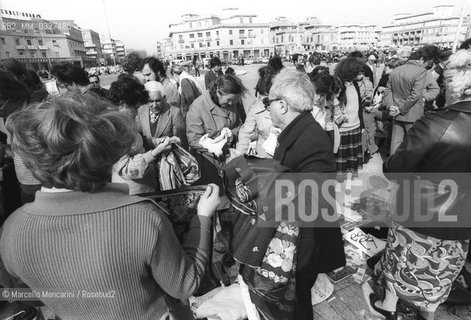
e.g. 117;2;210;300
0;187;212;320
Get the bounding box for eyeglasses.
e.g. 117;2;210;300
90;81;99;84
262;97;281;110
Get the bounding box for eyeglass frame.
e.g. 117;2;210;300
262;97;282;110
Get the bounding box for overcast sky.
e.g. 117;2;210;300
1;0;470;55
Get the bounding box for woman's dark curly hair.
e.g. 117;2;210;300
122;52;142;74
0;58;42;92
267;56;284;74
51;63;90;86
255;66;276;96
311;73;334;100
6;93;134;192
334;57;366;82
108;74;149;108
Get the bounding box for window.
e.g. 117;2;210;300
216;31;219;36
217;41;219;46
19;51;24;56
249;18;253;23
198;33;203;38
191;43;194;48
27;39;32;45
38;39;43;45
199;42;202;48
31;52;36;58
229;30;233;35
52;40;58;46
42;52;46;57
178;35;183;41
190;33;195;38
240;18;243;23
15;38;20;45
230;40;233;45
207;42;210;47
239;29;245;36
206;32;210;37
189;22;192;28
0;38;5;45
55;52;59;57
5;51;10;57
241;40;244;45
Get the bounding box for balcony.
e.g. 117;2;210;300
16;45;26;50
205;37;212;41
87;50;98;55
27;45;37;50
239;35;247;39
38;45;48;50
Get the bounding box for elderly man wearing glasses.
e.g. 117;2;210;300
266;68;345;320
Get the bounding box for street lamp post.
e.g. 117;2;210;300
102;0;116;66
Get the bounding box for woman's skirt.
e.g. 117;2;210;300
374;222;469;310
336;127;363;174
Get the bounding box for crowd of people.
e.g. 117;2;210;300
0;38;471;320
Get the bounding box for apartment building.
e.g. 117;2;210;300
0;9;96;70
380;5;471;48
81;28;103;64
166;8;273;62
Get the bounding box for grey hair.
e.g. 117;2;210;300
269;68;314;112
445;49;471;99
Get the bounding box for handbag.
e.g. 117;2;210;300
158;144;200;191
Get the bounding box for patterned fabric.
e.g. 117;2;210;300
335;127;363;174
158;144;200;191
241;221;299;320
145;185;207;243
375;221;469;310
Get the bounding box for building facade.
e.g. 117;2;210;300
302;17;339;52
0;9;96;70
100;34;126;64
81;28;103;64
166;8;273;62
270;16;301;58
337;24;380;51
380;5;471;49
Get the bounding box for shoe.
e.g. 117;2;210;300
369;294;398;320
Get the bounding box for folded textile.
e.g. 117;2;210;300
195;284;247;320
158;144;200;191
200;128;232;157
